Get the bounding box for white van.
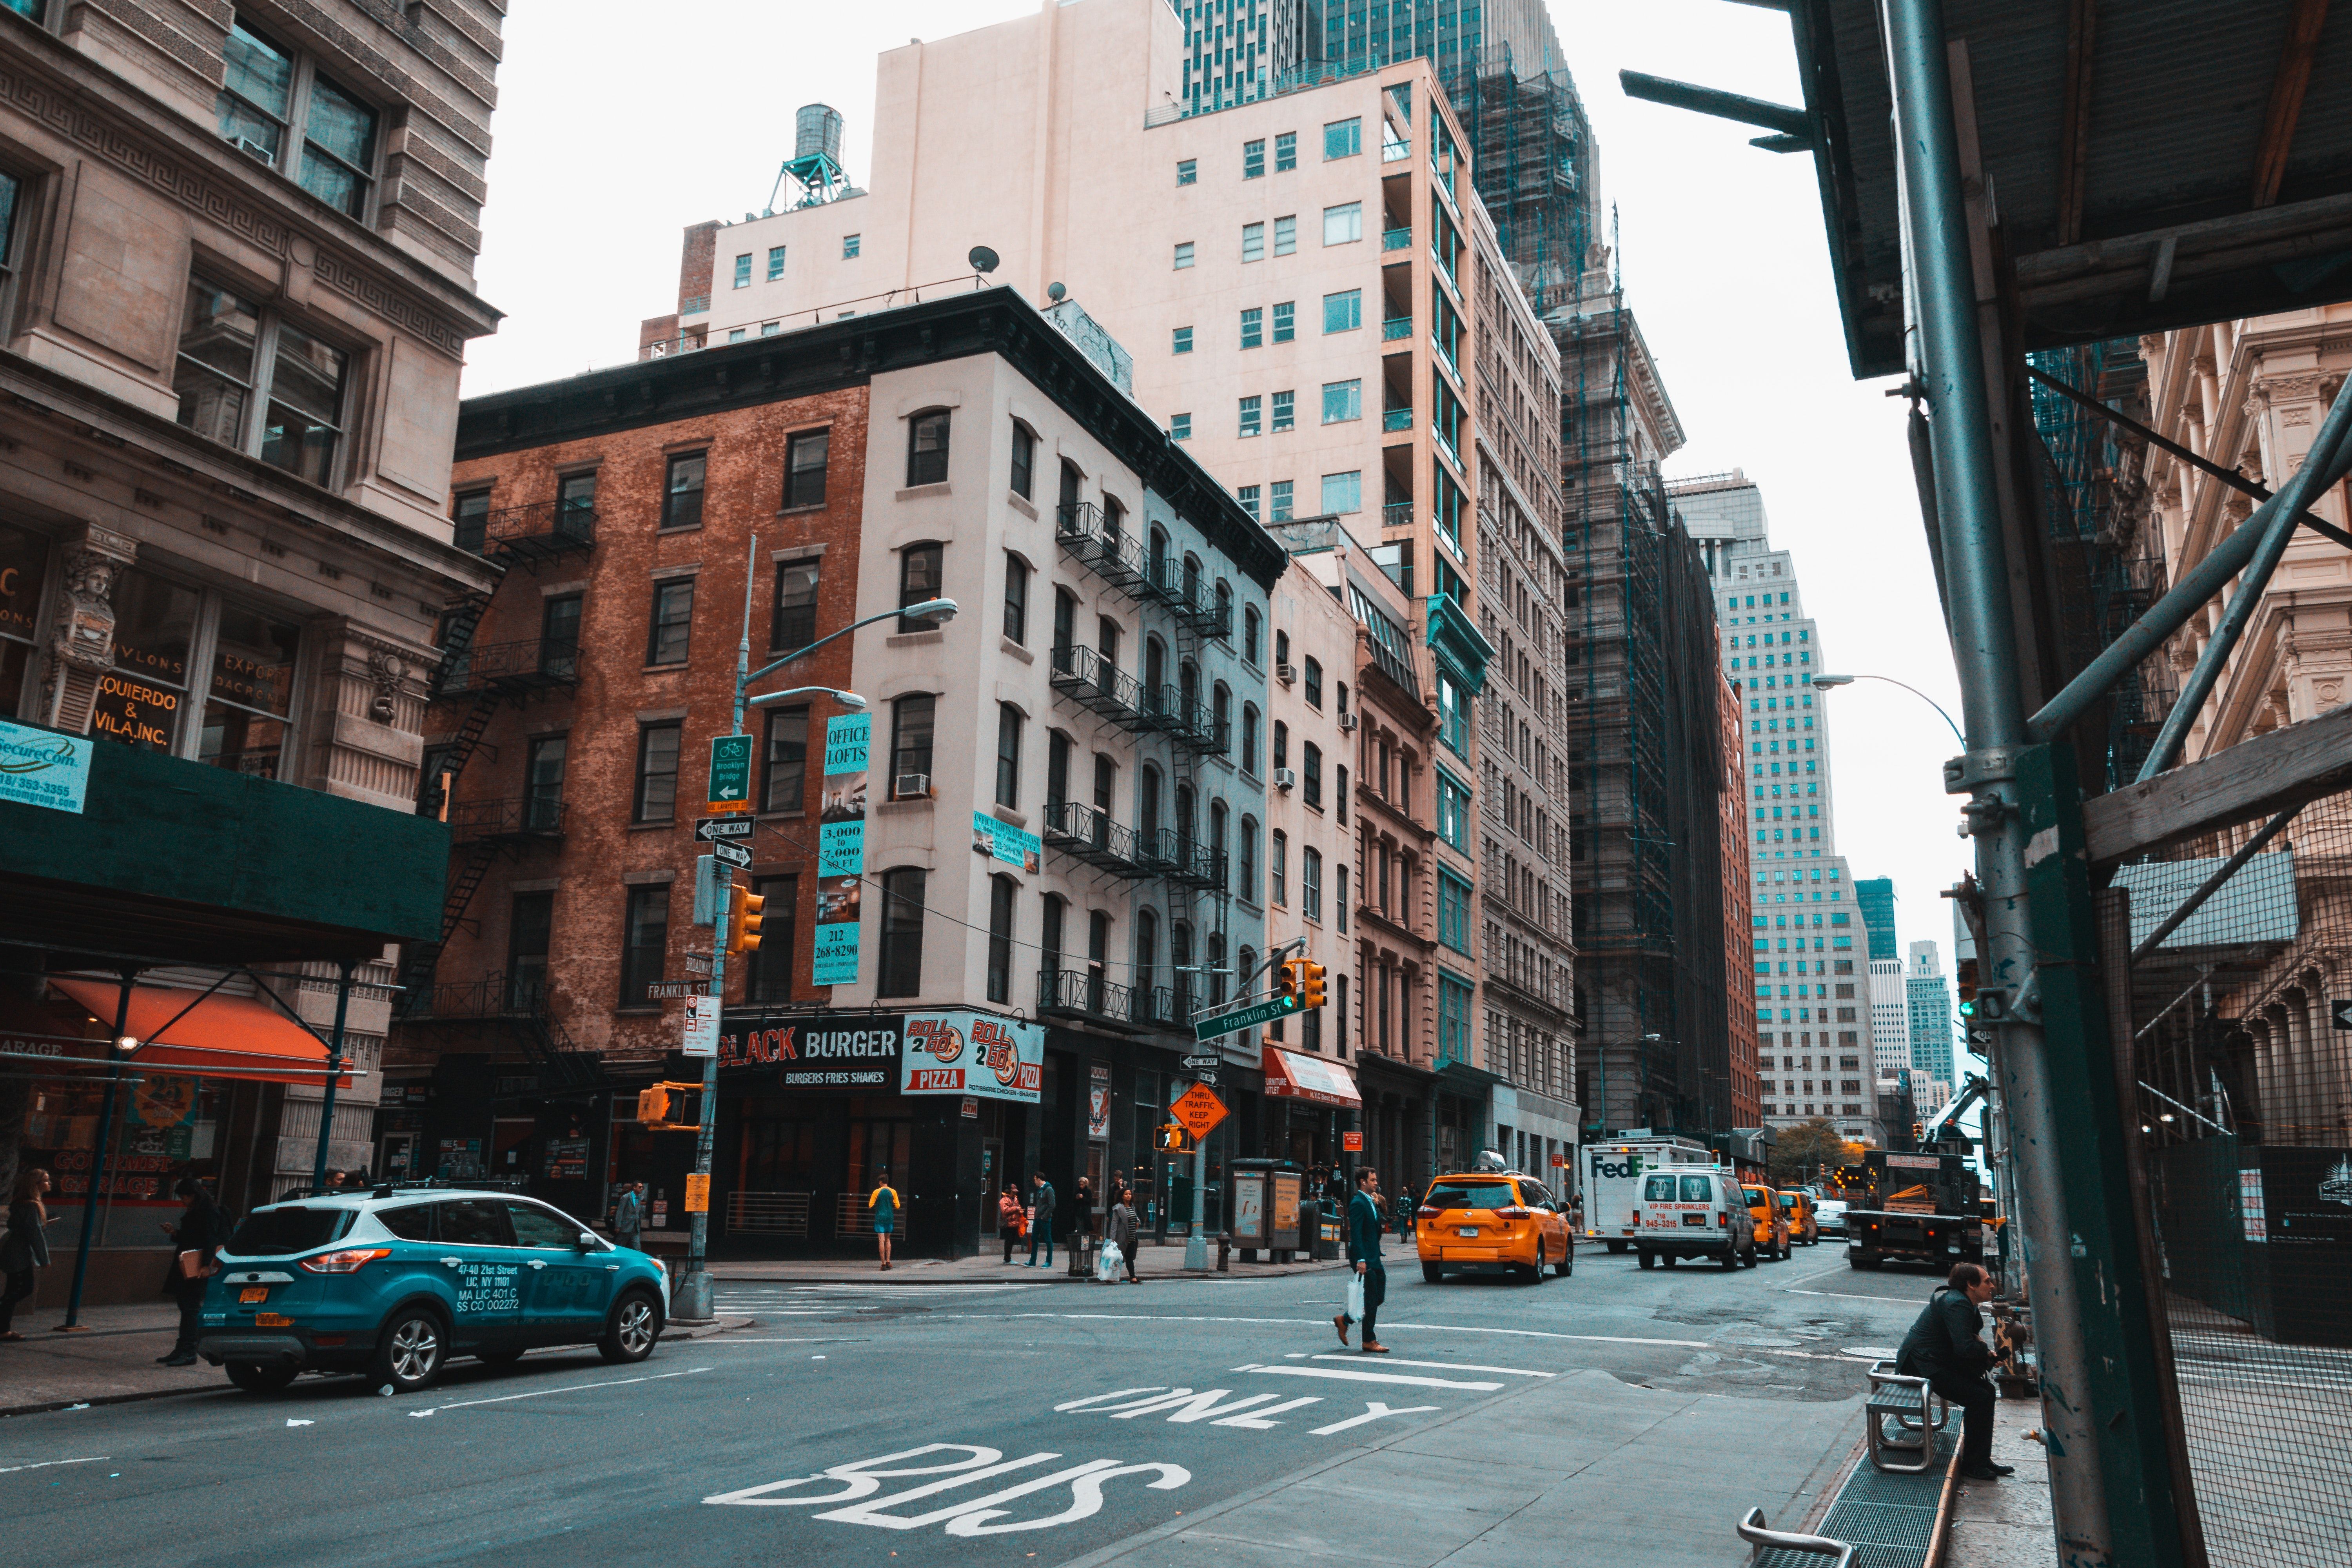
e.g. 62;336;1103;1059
1583;1138;1717;1254
1633;1167;1758;1270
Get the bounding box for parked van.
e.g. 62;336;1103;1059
1584;1138;1717;1254
1633;1167;1758;1270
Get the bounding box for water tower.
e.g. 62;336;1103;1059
773;104;847;208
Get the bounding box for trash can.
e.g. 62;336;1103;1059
1296;1198;1319;1265
1226;1158;1303;1262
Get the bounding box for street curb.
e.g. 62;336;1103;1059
707;1260;1358;1286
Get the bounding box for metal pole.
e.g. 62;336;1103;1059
60;969;136;1331
1878;1;2111;1559
309;959;356;1193
1185;1120;1207;1270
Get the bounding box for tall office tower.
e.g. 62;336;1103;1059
1869;958;1913;1084
1855;876;1899;960
1674;471;1878;1144
1906;940;1956;1093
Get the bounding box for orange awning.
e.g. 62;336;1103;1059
1262;1045;1362;1109
47;978;354;1087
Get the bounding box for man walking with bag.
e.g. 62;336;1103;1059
1027;1168;1056;1269
1897;1261;2014;1481
614;1182;644;1250
1332;1167;1388;1354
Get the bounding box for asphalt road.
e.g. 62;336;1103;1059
1;1241;1942;1567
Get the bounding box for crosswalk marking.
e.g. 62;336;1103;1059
1234;1362;1503;1392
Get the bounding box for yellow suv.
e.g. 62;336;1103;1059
1416;1172;1574;1284
1742;1183;1793;1261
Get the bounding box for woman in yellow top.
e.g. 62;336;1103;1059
868;1169;900;1271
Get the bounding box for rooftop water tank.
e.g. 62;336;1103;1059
795;104;844;167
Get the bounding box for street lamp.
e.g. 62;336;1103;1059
1809;673;1964;746
750;685;867;711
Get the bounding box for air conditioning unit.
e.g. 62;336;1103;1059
232;137;277;164
1276;662;1297;685
895;773;932;800
1273;767;1298;792
1338;711;1358;733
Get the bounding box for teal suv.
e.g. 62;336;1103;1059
196;1186;670;1395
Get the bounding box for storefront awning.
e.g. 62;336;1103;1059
1262;1045;1362;1109
47;977;353;1087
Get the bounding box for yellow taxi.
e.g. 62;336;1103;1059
1416;1171;1574;1284
1741;1183;1793;1261
1778;1189;1820;1247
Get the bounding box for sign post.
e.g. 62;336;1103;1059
1191;994;1301;1042
1171;1083;1228;1271
706;734;753;814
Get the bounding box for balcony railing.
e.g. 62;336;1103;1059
408;969;550;1020
1049;644;1150;730
1381;136;1411;163
1382;316;1412;341
642;334;707;359
1056;501;1149;596
1383;406;1413;433
440;637;580;697
446;795;566;844
1381;502;1415;532
1382;227;1411;252
1042;799;1151;878
1142;556;1231;636
1141;828;1226;889
1038;967;1137;1021
1171;700;1230;757
480;501;596;565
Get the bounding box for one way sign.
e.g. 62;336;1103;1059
2333;1000;2352;1030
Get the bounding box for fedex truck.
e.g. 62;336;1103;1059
1583;1137;1717;1254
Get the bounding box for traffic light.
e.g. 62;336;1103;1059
727;884;767;956
1275;960;1301;1009
1297;960;1327;1011
1956;957;1980;1018
1155;1123;1188;1152
636;1082;704;1131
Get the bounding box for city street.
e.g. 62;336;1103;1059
4;1245;1930;1566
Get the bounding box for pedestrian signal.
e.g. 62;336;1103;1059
1298;960;1327;1010
636;1081;704;1131
727;884;767;956
1155;1123;1188;1152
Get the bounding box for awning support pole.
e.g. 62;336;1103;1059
309;959;356;1193
59;967;137;1332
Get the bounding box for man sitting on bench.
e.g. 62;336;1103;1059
1896;1261;2014;1481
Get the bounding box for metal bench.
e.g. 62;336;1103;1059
1734;1506;1855;1567
1865;1361;1950;1474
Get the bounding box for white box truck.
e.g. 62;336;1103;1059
1583;1138;1719;1253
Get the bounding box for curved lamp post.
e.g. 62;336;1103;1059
1810;672;1965;747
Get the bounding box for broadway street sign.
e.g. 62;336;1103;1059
1192;994;1299;1042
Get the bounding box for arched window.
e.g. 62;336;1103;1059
986;874;1017;1003
1241;703;1261;773
1182;552;1202;605
898;541;944;631
1175;782;1196;851
1140;763;1163;840
1009;420;1036;499
878;867;927;996
1275;628;1291;669
1240;817;1258;902
1135;907;1159;1004
1212;682;1230;747
1145;635;1167;704
907;409;950;486
1215;579;1234;638
1171;921;1194;1016
1209;799;1229;889
1208;929;1228;1006
1245;606;1263;664
1149;525;1171;584
1236;945;1256;1012
1180;657;1200;717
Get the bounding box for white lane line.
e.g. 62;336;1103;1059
1308;1354;1554;1377
966;1313;1719;1350
1236;1362;1503;1392
1778;1262;1860;1289
0;1457;108;1475
1308;1402;1440;1436
407;1366;712;1416
1781;1287;1933;1305
708;1339;870;1345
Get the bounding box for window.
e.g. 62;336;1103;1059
1323;289;1362;332
733;253;751;289
1324;117;1362;159
1237;818;1257;902
772;557;819;649
1239;702;1261;773
1210;799;1229;890
1276;130;1297;170
641;576;694;666
1173;241;1195;269
1238;485;1261;519
1322;379;1362;423
1009;421;1040;500
1337;867;1348;935
985;875;1017;1004
995;702;1023;808
1303;742;1323;808
1240;307;1262;348
898;543;944;631
1270;389;1296;432
890;693;936;789
505;889;554;1011
1439;870;1471;952
1323;203;1363;246
524;736;566;833
1439;974;1473;1064
1320;470;1362;514
451;488;490;554
745;873;798;1004
1238;395;1261;437
1271;829;1288;904
1303;658;1323;708
767;245;786;281
1242;221;1265;261
1437;672;1468;755
761;704;808;812
662;452;706;530
1176;158;1197;185
1173;325;1194;355
1272;301;1295;342
1270;479;1293;521
1274;715;1289;769
1303;847;1323;921
842;233;861;258
1244;608;1263;665
216;18;378;218
620;885;669;1007
878;868;926;996
1274;214;1296;255
174;279;349;484
633;721;682;823
1436;771;1471;849
1171;413;1192;441
1243;138;1265;178
784;429;828;507
539;591;581;675
907;410;951;486
1002;553;1030;644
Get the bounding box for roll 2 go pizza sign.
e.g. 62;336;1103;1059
901;1011;1043;1103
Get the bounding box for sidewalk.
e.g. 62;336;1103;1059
703;1237;1353;1284
0;1303;752;1418
1942;1396;2054;1565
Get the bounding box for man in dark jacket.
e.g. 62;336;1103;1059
1028;1169;1056;1268
1897;1261;2012;1479
158;1176;225;1367
1333;1167;1388;1354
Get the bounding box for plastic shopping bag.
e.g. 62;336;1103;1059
1345;1271;1366;1321
1097;1240;1123;1282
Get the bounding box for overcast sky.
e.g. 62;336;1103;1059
468;0;1970;981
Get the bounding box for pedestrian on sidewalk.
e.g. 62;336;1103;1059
615;1182;644;1250
1334;1165;1388;1355
0;1167;54;1341
1108;1186;1140;1284
998;1183;1025;1264
868;1170;900;1270
1897;1261;2013;1481
158;1175;225;1367
1028;1170;1056;1268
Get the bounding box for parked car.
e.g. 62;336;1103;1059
1416;1172;1574;1283
1777;1189;1821;1246
1633;1168;1757;1270
1741;1183;1793;1261
1814;1196;1851;1237
196;1185;670;1395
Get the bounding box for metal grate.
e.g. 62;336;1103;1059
726;1191;809;1236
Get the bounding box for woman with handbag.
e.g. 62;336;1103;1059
0;1167;54;1341
1107;1186;1141;1284
157;1176;225;1367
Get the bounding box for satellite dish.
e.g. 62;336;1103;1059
1047;281;1068;303
969;246;999;274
